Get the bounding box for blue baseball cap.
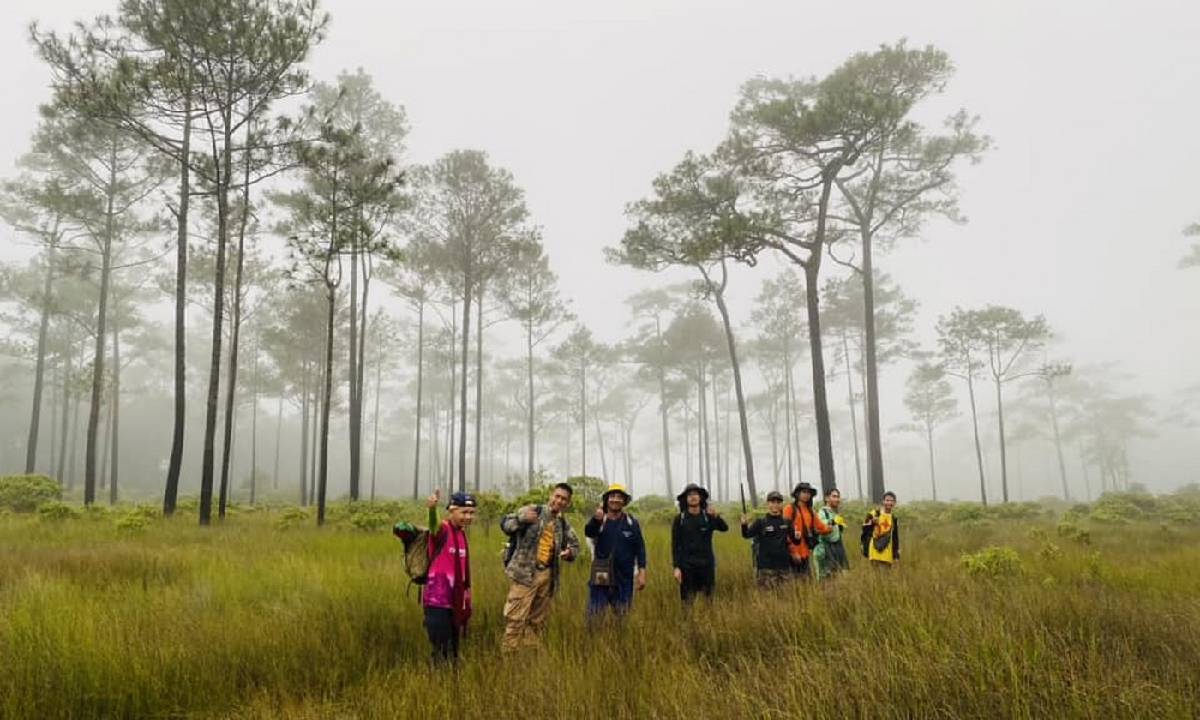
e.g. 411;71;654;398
448;492;477;508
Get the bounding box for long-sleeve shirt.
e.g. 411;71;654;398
671;510;729;570
423;506;471;626
741;514;793;570
782;502;831;561
500;504;581;595
584;512;646;583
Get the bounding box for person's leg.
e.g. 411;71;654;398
424;607;456;663
699;565;715;600
680;569;697;604
587;584;610;616
502;580;536;652
526;569;554;645
613;578;635;614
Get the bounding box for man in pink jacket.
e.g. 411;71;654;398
423;490;476;663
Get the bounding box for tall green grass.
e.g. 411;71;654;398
1;507;1197;719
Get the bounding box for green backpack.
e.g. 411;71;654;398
392;521;446;587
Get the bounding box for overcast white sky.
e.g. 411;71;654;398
2;0;1198;495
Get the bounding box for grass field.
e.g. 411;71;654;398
1;499;1199;719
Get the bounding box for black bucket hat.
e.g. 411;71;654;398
676;483;709;503
791;482;817;499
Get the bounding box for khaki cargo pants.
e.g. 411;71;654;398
502;567;553;651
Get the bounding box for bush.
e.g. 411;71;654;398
1090;494;1145;523
1056;521;1091;544
0;474;61;512
275;506;311;529
628;494;673;514
37;500;81;522
960;546;1022;578
115;512;151;533
348;506;391;532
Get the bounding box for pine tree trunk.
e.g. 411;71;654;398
842;331;864;499
26;242;56;474
55;332;72;484
317;284;336;525
655;315;674;496
164;90;191;517
412;296;425;501
803;176;838;496
526;317;536;488
348;220;360;501
926;423;938;501
109;317;120;505
299;362;309;506
783;351;794;487
250;336;259;505
995;376;1010;503
370;347;383;502
711;283;756;505
85;145;118;506
861;230;886;503
473;292;483;491
458;279;471;494
218;149;252;519
272;394;282;491
199;119;234;525
964;360;988;505
1048;385;1070;502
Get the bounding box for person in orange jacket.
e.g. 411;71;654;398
781;482;831;578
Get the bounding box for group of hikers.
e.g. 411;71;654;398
404;480;901;662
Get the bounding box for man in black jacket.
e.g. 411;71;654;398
741;490;794;588
671;483;729;604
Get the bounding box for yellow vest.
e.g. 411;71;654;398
868;511;896;564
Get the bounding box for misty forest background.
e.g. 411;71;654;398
2;0;1198;526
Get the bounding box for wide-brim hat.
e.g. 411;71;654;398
676;483;709;503
602;483;632;503
792;482;817;498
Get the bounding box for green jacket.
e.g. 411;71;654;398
818;506;843;545
500;505;581;595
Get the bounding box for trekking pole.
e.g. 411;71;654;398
739;483;747;515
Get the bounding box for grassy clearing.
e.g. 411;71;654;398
1;504;1198;719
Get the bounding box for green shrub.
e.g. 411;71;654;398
628;494;673;514
275;506;311;529
37;500;82;522
0;474;61;512
1056;521;1090;544
115;512;151;533
960;546;1022;578
348;507;391;532
1037;542;1062;560
1090;494;1144;523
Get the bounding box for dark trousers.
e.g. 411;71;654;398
423;607;459;662
587;579;635;616
791;556;811;578
679;565;715;603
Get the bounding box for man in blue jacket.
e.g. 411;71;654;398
584;483;646;616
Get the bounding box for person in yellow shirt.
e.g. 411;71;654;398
499;483;581;650
861;491;900;567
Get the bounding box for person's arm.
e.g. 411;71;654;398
741;517;760;539
584;515;602;539
499;506;526;536
814;508;832;536
711;513;730;533
427;505;444;543
634;520;648;590
562;520;581;561
670;515;682;570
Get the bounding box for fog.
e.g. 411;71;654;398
1;0;1197;509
